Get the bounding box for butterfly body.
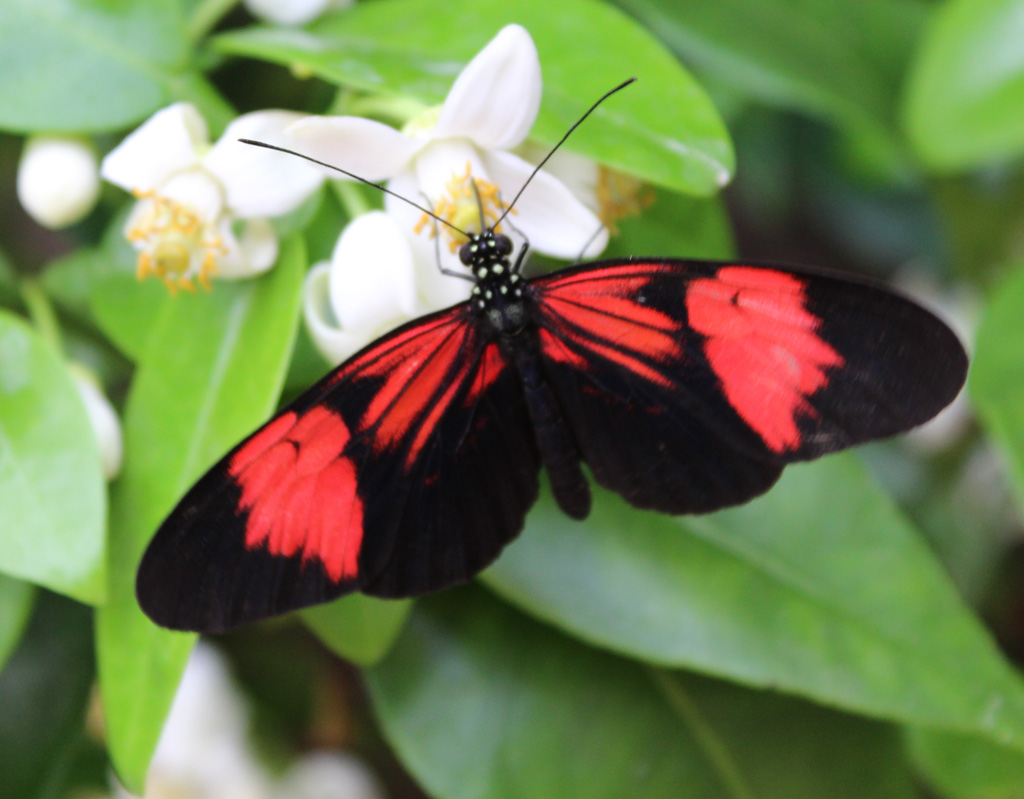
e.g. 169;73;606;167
137;233;968;632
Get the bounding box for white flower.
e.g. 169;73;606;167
109;643;385;799
17;136;100;229
102;104;324;293
273;752;383;799
287;24;607;283
244;0;352;26
304;211;459;364
70;365;123;481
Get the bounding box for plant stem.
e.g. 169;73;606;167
186;0;240;45
20;279;62;355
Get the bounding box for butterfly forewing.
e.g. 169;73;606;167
136;305;540;631
529;259;967;512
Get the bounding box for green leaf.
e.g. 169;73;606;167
0;0;201;133
907;728;1024;799
616;0;924;146
483;454;1024;746
368;588;916;799
89;275;172;362
0;592;95;799
40;246;127;323
212;0;733;196
0;575;34;672
905;0;1024;170
972;262;1024;505
302;595;411;667
603;190;734;261
0;311;105;603
96;238;306;792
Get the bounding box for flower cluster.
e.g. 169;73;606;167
291;23;609;363
95;25;617;362
101;105;324;293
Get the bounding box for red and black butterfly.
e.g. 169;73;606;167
136;86;969;633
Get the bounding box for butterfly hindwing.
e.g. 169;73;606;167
136;305;539;631
529;259;966;514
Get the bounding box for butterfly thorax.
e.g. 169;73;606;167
460;231;528;335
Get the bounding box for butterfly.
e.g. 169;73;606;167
136;84;969;633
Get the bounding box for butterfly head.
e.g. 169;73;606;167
461;231;527;333
458;230;513;270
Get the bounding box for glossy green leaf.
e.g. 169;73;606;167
0;575;34;672
483;454;1024;746
616;0;924;142
0;311;105;603
0;592;95;799
213;0;733;196
96;238;306;792
40;247;126;323
368;588;916;799
302;595;411;667
905;0;1024;169
89;275;172;362
908;727;1024;799
0;0;214;133
603;190;734;261
972;262;1024;505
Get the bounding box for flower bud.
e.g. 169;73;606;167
17;136;100;229
70;365;123;480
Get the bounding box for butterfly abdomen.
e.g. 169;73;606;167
501;328;591;520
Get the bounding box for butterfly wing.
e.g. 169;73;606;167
529;259;967;514
136;305;539;632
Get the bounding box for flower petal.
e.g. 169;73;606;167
101;103;207;192
204;111;324;218
433;24;542;150
287;116;421;181
238;218;280;275
411;139;489;205
215;218;279;279
304;262;374;365
160;170;225;224
329;211;419;335
482;149;607;258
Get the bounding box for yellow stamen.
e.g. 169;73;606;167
596;167;653;234
125;192;224;293
414;162;513;251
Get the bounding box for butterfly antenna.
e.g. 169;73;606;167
237;139;471;239
493;77;636;230
469;178;488;233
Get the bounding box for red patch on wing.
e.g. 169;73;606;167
464;342;506;406
536;269;682;388
686;266;845;453
361;323;468;461
228;407;363;582
333;310;507;470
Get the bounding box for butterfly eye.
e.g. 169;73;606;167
458;241;475;265
494;234;513;256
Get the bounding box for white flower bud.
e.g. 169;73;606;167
17;136;100;229
70;365;123;480
244;0;349;26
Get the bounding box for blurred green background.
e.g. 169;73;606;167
4;0;1024;797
